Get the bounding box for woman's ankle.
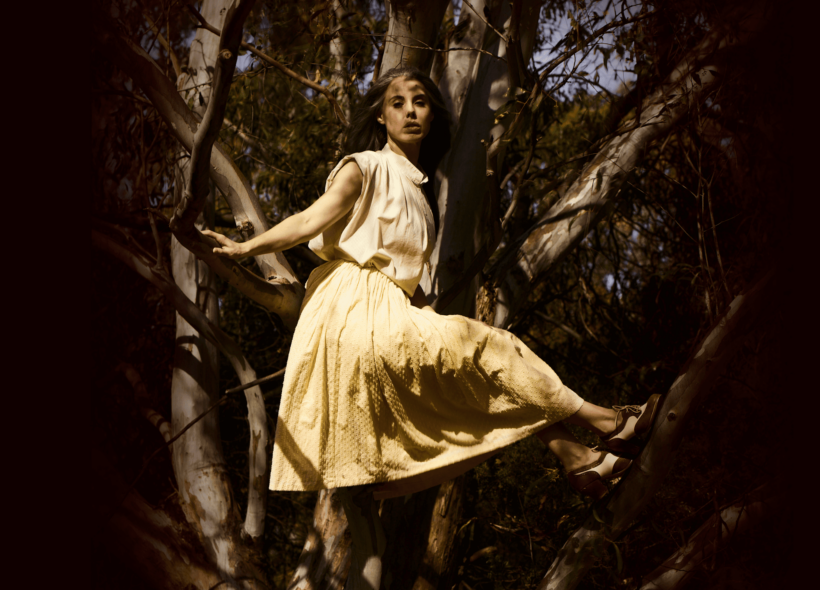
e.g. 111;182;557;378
562;447;599;472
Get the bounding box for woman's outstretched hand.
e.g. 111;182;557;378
201;229;249;259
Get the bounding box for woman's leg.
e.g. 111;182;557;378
562;401;617;437
535;402;617;471
536;421;598;471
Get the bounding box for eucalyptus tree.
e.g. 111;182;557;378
92;0;790;588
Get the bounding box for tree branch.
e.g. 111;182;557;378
487;3;766;328
536;267;775;590
186;3;349;126
172;0;256;232
92;3;305;328
92;224;270;539
141;6;182;79
639;482;782;590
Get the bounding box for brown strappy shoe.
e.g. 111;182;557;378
600;394;662;458
566;451;632;501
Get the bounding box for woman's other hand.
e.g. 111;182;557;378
201;229;249;259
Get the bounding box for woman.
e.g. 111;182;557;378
203;66;660;503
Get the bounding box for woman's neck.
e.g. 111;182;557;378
386;136;421;168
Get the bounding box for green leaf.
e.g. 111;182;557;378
504;86;527;99
611;541;623;573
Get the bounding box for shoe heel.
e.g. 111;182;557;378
605;438;641;458
581;480;608;501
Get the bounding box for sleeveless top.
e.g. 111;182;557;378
308;143;436;295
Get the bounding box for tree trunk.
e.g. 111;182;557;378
168;1;266;585
288;489;352;590
431;0;544;315
93;449;223;590
382;0;451;76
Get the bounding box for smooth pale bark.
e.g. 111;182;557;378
172;0;267;561
170;2;247;581
92;3;304;328
288;489;352;590
639;483;782;590
172;0;256;233
487;5;765;328
93;449;224;590
536;269;775;590
382;0;451;74
430;0;544;315
92;226;270;548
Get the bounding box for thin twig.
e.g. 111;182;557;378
186;4;348;126
462;0;508;43
141;4;182;79
225;367;285;394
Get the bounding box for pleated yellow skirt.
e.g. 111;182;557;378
269;259;584;495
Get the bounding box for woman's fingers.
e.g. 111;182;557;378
201;229;243;257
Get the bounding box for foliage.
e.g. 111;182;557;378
92;0;795;587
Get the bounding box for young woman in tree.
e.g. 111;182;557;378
203;66;660;505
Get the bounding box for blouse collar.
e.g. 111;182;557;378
381;143;428;186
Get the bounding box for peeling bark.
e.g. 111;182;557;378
431;0;544;315
536;268;775;590
288;489;352;590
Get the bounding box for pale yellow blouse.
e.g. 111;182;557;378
308;143;436;295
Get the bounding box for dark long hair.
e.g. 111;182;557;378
342;66;451;236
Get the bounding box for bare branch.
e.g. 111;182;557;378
141;7;182;79
92;4;305;327
92;224;270;539
537;10;656;84
487;4;766;328
639;482;782;590
187;4;349;126
172;0;257;232
225;367;285;394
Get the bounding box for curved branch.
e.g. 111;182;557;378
172;0;257;231
93;4;305;327
536;268;775;590
92;225;270;539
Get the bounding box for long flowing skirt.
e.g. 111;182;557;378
269;259;583;496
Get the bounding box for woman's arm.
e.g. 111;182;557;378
409;285;433;312
202;161;363;259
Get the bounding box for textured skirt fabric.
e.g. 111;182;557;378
268;260;584;492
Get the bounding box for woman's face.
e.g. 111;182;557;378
377;76;434;145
